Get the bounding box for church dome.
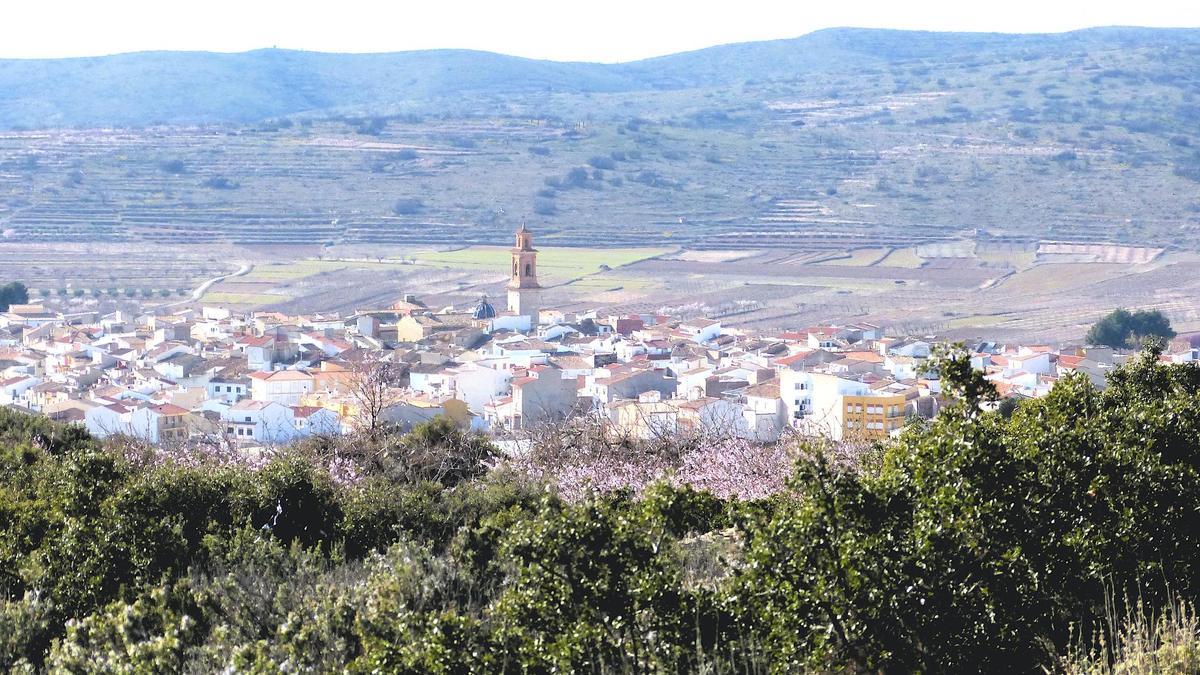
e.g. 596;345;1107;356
473;296;497;319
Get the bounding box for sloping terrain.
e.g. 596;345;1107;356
2;27;1199;128
2;27;1200;251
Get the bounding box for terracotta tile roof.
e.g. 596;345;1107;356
744;382;780;398
151;403;190;416
290;406;326;418
1057;354;1085;369
239;335;277;347
844;351;885;363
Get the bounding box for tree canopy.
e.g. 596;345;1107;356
2;347;1200;671
1086;308;1176;348
0;282;28;312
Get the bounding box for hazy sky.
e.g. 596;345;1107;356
3;0;1199;62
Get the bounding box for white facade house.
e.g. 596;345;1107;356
249;370;314;406
884;355;921;381
678;319;722;344
85;403;132;438
486;314;533;334
779;368;814;426
742;382;787;442
1006;350;1053;376
206;377;248;403
449;360;514;414
224;400;298;445
291;406;343;436
87;402;190;444
0;375;40;406
127;404;191;445
798;373;873;440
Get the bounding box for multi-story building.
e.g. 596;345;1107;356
249;369;314;405
797;372;907;441
838;393;907;440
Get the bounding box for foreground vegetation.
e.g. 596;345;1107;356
2;345;1200;672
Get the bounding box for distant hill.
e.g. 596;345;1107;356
5;26;1200;252
3;27;1200;128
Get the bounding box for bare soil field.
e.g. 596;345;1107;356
6;240;1198;344
627;259;995;286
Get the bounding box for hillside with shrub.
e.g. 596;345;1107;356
2;345;1200;671
6;27;1200;250
3;27;1199;129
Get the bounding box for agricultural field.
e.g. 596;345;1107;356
814;247;891;267
0;242;236;298
875;247;926;268
413;246;670;284
200;292;288;306
3;30;1200;343
190;245;670;312
5;237;1198;343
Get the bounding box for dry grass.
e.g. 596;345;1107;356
917;241;977;258
876;247;926;268
567;276;658;291
663;249;756;263
1063;597;1200;675
201;292;287;306
978;249;1037;270
417;246;670;284
946;314;1013;329
998;263;1133;295
815;247;890;267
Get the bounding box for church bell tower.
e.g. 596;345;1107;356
507;223;541;328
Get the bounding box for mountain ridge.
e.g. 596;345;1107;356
3;26;1200;128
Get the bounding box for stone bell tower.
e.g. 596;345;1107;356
507;223;541;328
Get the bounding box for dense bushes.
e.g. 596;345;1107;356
0;281;28;311
391;197;425;215
1087;307;1175;348
2;347;1200;671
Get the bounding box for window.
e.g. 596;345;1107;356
525;263;532;277
244;416;251;422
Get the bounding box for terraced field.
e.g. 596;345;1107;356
416;247;669;283
0;243;235;297
6;36;1200;255
5;237;1196;344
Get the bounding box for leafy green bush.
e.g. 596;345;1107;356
0;282;28;311
2;348;1200;671
1087;308;1175;348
